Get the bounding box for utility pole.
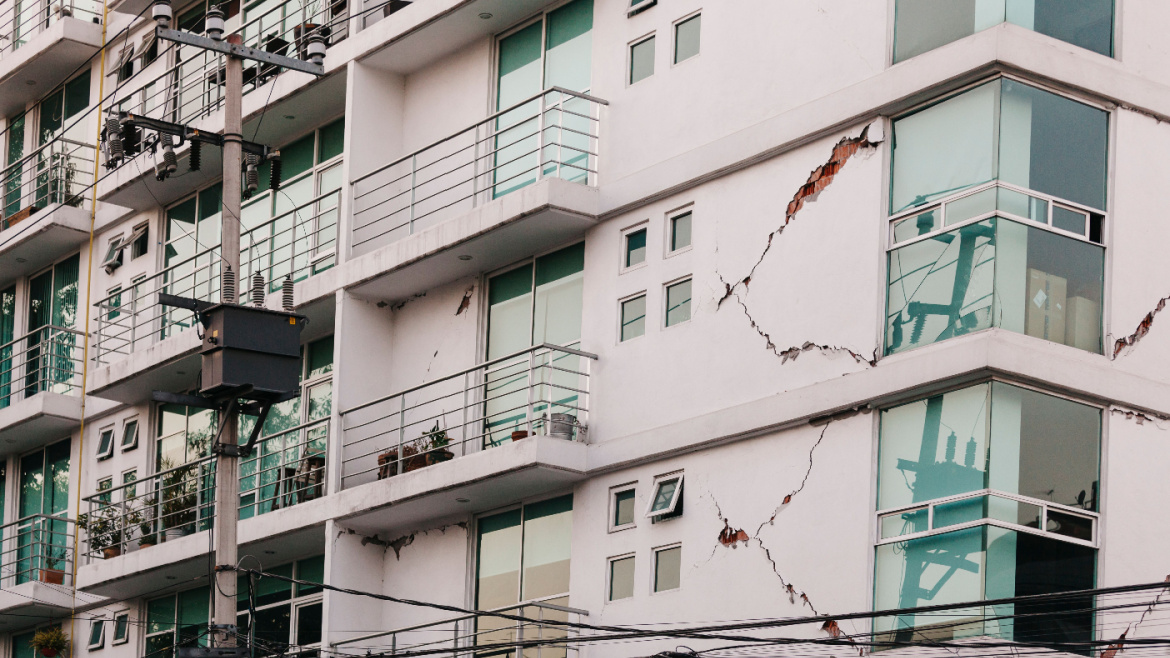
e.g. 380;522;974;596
143;2;326;650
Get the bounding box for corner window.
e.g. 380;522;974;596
664;278;692;327
112;612;130;645
121;418;139;451
88;620;105;650
668;210;692;253
629;35;655;84
646;473;683;520
610;485;636;531
623;226;647;269
620;294;646;342
893;0;1113;63
886;79;1107;355
673;14;700;64
608;554;635;601
653;545;681;592
96;427;115;460
874;381;1099;645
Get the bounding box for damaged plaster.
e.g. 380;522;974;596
456;285;475;315
716;125;881;367
1102;576;1170;658
1113;295;1169;358
1110;406;1170;428
339;523;468;560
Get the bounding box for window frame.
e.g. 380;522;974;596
618;291;648;343
671;11;701;66
88;619;106;650
129;222;150;259
121;417;140;451
111;611;130;645
100;234;125;271
651;543;682;593
607;553;636;602
628;33;656;86
236;556;325;655
645;472;683;519
96;426;116;460
620;222;649;272
608;483;637;532
665;206;693;257
627;0;655;17
663;276;693;328
96;477;114;504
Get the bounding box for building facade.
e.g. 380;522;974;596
0;0;1168;656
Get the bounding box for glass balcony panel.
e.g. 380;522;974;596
996;186;1046;223
945;187;996;225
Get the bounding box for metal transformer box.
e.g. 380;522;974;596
199;303;305;399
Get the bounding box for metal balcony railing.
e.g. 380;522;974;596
106;0;347;150
1;137;95;229
0;514;76;588
0;325;86;409
340;343;595;489
332;599;589;658
350;87;607;254
81;423;329;559
0;0;102;60
241;186;340;289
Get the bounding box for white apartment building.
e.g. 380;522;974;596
1;0;1169;656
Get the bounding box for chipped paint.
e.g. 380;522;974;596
1114;296;1169;358
456;285;474;315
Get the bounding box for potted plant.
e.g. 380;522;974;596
161;463;198;540
138;497;159;548
78;507;129;559
378;443;418;479
29;627;68;658
511;429;529;441
39;549;66;584
423;423;454;466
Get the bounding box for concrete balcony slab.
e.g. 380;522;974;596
0;17;104;118
0;581;105;631
87;328;202;404
0;202;130;288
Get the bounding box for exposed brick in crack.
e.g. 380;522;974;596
717;521;750;548
352;522;469;560
1113;296;1170;358
821;620;865;657
1110;406;1170;429
717;126;879;309
456;285;474;315
1103;575;1170;657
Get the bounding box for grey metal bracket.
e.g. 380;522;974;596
156;28;325;76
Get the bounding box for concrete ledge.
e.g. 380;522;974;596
88;329;202;403
0;18;104;117
0;202;129;287
0;393;84;452
0;581;105;631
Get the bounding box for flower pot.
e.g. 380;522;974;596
102;546;122;559
39;568;65;585
403;449;428;472
40;649;59;657
425;449;454;466
139;541;155;549
511;430;529;441
164;527;192;541
378;445;418;479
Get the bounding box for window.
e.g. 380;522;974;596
88;619;105;649
241;119;344;290
114;44;135;83
673;14;700;64
236;556;324;656
121;418;139;451
668;210;692;253
665;279;691;327
627;0;655;17
156;403;216;470
623;226;647;269
646;473;683;520
653;545;681;592
106;287;122;321
97;477;113;505
629;36;655;84
163;184;221;337
610;486;636;531
122;469;138;498
874;381;1099;645
476;496;572;642
893;0;1113;63
608;555;635;601
112;612;130;645
96;427;115;460
129;222;149;259
620;294;646;342
139;32;159;68
146;586;211;658
886;79;1107;355
101;235;125;272
16;441;70;584
4;114;26;219
0;286;13;409
25;254;81;396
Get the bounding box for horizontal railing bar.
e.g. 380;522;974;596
82;455;216;502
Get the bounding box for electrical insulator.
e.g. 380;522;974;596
269;154;282;192
251;272;265;307
189;139;201;172
282;276;294;311
222;265;236;304
245;153;260;195
105;116;123;163
162;140;178;175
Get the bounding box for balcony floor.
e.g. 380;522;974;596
0;581;105;631
0;17;104;117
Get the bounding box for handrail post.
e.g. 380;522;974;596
535;92;546;182
525;349;536;436
460;371;469;457
408;154;417;234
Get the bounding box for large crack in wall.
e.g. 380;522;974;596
1102;576;1170;658
717;125;882;367
1113;295;1170;358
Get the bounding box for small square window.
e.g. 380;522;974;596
107;287;122;321
122;469;138;499
96;427;115;460
624;228;647;268
100;235;125;272
97;477;113;505
112;612;130;645
611;487;636;530
129;223;149;259
669;211;692;253
630;36;655;84
654;545;682;592
121;419;139;451
646;473;684;519
674;14;701;64
609;555;635;601
627;0;655;16
665;279;692;327
88;619;106;649
620;295;647;342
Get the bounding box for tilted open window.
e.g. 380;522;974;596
646;473;683;520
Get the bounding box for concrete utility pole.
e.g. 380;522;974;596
147;4;326;648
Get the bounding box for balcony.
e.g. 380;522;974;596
88;189;337;400
0;515;90;629
0;2;103;118
332;344;592;535
331;599;589;657
0;326;91;448
76;418;329;597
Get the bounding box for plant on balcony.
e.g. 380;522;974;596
160;461;199;539
138;496;159;548
30;627;69;658
79;505;140;559
404;423;453;472
377;443;417;479
40;546;67;584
